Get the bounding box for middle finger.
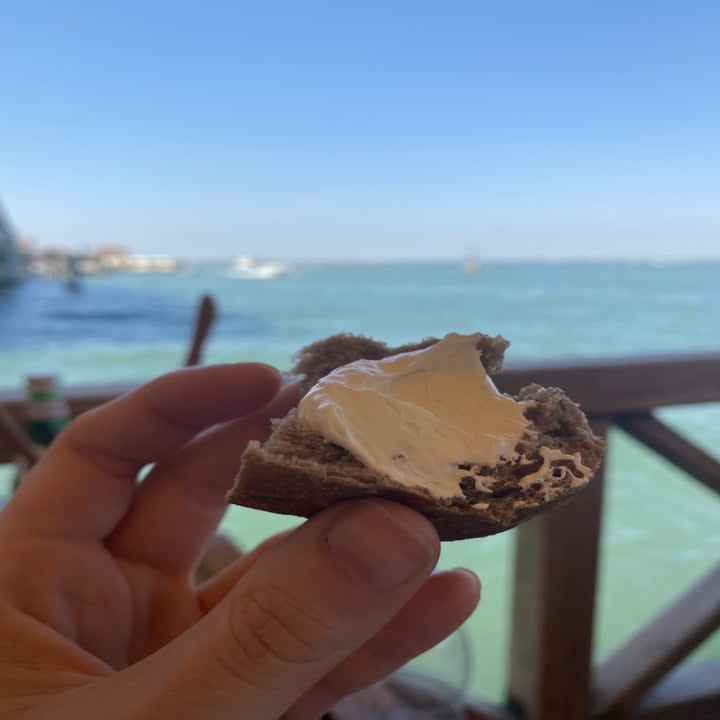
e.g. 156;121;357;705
105;382;298;573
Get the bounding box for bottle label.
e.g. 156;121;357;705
29;390;63;402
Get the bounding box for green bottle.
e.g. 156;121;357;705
12;375;70;492
23;375;70;446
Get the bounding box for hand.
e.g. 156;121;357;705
0;363;480;720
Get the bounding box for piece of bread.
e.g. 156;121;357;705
226;333;605;540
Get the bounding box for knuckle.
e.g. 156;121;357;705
207;634;266;691
225;583;340;671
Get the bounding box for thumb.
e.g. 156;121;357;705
66;500;439;720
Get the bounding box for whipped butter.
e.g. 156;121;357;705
298;333;536;498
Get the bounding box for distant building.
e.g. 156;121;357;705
0;205;25;285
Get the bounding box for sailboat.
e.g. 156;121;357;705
0;205;25;285
462;254;480;275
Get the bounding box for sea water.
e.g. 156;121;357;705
1;260;718;701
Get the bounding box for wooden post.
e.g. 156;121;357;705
184;294;217;367
507;421;609;720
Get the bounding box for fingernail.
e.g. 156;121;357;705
327;502;438;588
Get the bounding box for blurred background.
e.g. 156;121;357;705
1;0;718;704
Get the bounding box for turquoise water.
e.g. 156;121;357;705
1;261;719;701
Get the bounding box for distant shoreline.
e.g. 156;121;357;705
173;256;720;266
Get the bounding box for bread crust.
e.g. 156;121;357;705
227;333;605;540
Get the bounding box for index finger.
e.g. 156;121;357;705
7;363;282;540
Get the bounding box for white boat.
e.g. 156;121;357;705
0;205;25;285
229;255;289;279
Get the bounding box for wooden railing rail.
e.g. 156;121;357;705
1;350;719;720
494;353;720;414
592;563;720;719
615;412;720;496
0;351;718;463
628;659;720;720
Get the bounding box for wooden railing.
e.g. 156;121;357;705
1;352;719;720
486;353;720;720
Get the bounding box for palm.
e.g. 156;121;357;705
70;546;203;667
4;534;203;674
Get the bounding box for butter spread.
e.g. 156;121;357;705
298;332;538;498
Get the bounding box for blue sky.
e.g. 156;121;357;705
2;1;719;260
